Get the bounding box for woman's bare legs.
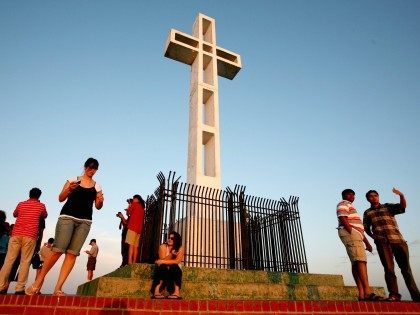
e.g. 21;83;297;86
128;244;138;264
27;251;62;293
53;253;77;293
87;270;93;281
154;280;163;296
173;283;181;297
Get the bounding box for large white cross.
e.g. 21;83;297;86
164;13;242;189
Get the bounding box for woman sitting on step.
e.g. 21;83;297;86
151;231;184;299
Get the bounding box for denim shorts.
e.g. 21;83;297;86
52;217;91;256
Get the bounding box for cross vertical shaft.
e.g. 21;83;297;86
164;13;241;189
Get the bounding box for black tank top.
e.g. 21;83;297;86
60;185;97;221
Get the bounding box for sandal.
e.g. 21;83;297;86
167;294;182;300
25;284;40;296
53;290;66;297
386;294;401;302
151;293;165;299
365;293;384;301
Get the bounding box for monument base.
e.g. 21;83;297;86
77;263;384;301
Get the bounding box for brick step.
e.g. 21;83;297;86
1;295;419;315
77;264;385;300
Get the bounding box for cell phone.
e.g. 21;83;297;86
75;180;81;185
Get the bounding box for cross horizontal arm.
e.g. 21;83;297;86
164;29;199;65
215;46;241;80
164;29;242;80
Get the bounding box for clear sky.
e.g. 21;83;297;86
1;0;419;299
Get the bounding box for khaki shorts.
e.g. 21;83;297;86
53;217;91;256
125;229;140;246
338;228;367;263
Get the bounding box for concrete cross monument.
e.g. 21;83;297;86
164;13;242;189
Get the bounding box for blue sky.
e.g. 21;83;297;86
1;0;419;299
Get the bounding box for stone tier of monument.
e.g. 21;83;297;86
77;263;384;301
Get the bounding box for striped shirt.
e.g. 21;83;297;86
336;200;364;231
363;203;405;243
12;199;48;240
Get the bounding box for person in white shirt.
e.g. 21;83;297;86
85;239;98;281
37;238;54;278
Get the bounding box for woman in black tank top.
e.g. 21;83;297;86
26;158;104;296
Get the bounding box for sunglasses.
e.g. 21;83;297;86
168;236;175;240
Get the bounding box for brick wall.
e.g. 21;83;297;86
0;295;419;314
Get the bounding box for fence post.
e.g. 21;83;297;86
140;196;155;263
227;191;235;269
239;190;253;270
151;174;166;260
168;180;178;233
279;199;293;272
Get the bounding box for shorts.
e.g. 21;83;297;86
125;229;140;246
87;256;97;271
52;217;91;256
338;228;367;263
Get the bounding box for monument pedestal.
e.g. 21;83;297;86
77;263;384;301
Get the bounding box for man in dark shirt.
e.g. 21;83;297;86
364;188;420;302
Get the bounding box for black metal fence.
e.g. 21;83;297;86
140;172;308;273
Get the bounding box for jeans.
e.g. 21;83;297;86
375;240;420;300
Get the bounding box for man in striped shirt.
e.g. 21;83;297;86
337;189;380;301
364;188;420;302
0;188;47;294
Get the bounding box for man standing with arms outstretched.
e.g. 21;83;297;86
337;189;381;301
364;188;420;302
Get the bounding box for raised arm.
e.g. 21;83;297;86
117;212;128;225
59;180;79;202
95;190;104;210
392;187;406;209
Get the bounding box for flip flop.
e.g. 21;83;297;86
167;294;182;300
365;293;384;301
386;295;401;302
53;290;66;297
25;284;40;296
151;293;165;299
